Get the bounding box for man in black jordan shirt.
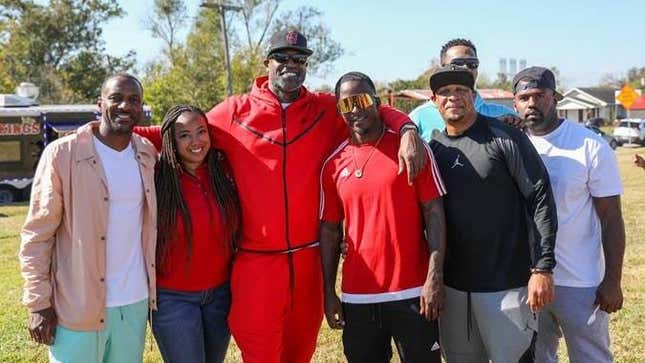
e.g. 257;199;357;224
428;65;558;363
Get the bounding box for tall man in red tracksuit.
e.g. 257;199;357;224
206;30;425;362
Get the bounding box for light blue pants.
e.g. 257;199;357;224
49;298;148;363
536;286;612;363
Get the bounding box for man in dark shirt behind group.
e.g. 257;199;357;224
428;65;558;362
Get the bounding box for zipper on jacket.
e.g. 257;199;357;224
281;108;296;296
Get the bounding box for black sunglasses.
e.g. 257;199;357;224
268;53;309;65
449;57;479;70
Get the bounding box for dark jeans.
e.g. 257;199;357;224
151;283;231;363
342;297;441;363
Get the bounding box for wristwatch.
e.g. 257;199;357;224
400;124;418;134
530;267;553;274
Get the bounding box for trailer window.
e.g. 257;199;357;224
0;141;21;162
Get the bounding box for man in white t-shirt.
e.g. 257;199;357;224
19;74;158;363
512;67;625;363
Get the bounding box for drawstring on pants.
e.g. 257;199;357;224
370;304;383;329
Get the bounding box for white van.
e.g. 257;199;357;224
612;119;645;146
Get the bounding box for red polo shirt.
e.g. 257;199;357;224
320;129;446;303
156;164;232;291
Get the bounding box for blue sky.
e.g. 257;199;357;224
97;0;644;90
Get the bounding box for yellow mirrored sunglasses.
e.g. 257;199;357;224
337;93;375;114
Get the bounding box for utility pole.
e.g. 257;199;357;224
200;1;243;96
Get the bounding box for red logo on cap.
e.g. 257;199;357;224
285;31;299;45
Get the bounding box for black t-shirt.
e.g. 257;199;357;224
430;114;557;292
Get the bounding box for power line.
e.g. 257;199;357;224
200;1;243;96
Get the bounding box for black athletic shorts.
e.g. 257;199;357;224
342;297;441;363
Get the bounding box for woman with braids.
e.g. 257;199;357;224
145;105;241;363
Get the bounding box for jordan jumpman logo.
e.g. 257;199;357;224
451;154;464;169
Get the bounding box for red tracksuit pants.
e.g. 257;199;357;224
229;247;324;363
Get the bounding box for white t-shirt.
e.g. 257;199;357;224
528;120;623;287
94;136;149;307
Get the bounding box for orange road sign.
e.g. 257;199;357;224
616;85;639;109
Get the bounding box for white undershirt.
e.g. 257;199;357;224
94;136;149;307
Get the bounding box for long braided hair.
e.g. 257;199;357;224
155;104;241;269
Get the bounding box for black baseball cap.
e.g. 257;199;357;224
512;66;563;101
267;30;313;56
429;65;475;93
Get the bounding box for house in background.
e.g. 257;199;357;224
627;94;645;119
392;86;644;122
390;88;514;110
557;87;628;123
478;89;515;109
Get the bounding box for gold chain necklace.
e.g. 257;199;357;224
350;128;385;178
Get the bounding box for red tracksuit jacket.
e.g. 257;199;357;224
206;76;411;252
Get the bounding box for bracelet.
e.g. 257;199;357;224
530;268;553;274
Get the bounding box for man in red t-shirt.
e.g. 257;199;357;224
319;72;447;363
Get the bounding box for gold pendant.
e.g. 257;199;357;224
354;169;363;178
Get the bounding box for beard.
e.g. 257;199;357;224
272;72;305;94
443;108;467;123
524;108;556;133
445;113;465;122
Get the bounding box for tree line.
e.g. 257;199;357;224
1;1;643;121
0;0;343;123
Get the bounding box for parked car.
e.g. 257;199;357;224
586;126;618;150
612;119;645;146
585;117;606;127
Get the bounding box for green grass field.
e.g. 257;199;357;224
1;147;644;362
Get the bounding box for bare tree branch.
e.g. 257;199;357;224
254;0;279;52
144;0;186;64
